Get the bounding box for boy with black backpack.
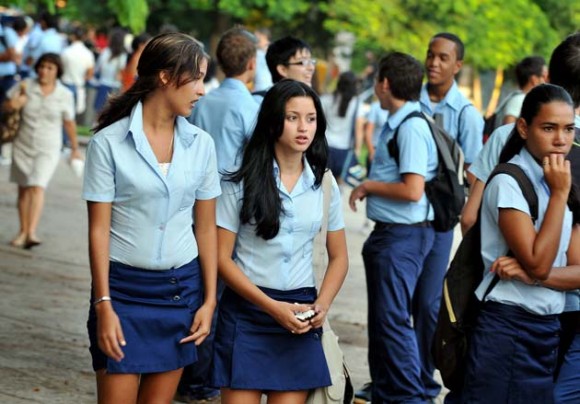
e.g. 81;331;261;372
349;52;440;403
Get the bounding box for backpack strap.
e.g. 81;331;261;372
481;162;539;298
387;110;424;165
252;89;268;97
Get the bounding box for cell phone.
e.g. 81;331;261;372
295;309;316;322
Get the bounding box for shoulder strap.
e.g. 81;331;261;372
312;171;333;286
388;110;424;165
252;90;268;97
486;162;539;223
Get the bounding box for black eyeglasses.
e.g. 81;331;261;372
285;59;317;67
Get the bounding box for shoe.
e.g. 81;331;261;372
24;237;42;249
354;381;372;403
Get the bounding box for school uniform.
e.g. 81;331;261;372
212;160;344;390
419;82;484;397
364;101;438;403
189;78;260;173
82;101;221;374
468;123;515;183
463;147;571;403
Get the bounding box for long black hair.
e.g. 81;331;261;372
225;79;328;240
498;83;580;222
334;71;358;117
93;32;207;133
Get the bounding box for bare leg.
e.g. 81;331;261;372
96;369;139;404
11;186;30;246
267;390;309;404
137;368;183;404
26;186;45;243
221;388;262;404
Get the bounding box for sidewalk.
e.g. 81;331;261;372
0;158;452;403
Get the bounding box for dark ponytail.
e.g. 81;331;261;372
93;32;207;133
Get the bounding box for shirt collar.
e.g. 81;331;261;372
420;81;462;112
125;101;198;148
220;77;251;92
272;157;317;194
387;101;422;132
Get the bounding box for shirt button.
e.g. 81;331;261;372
284;257;290;263
169;278;177;284
173;295;181;301
159;224;165;231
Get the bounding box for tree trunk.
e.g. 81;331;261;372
472;68;482;111
485;67;504;117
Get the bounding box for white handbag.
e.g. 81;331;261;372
306;171;353;404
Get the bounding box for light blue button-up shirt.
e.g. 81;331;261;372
29;28;65;64
189;78;259;173
468;123;515;183
0;25;18;76
83;102;221;270
366;101;438;224
477;148;572;315
420;81;483;164
217;160;345;291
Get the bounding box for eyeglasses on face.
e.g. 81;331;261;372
285;59;317;67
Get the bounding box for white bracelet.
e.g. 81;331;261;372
93;296;112;306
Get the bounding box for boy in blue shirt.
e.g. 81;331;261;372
349;52;438;403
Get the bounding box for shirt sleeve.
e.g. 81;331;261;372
458;105;484;164
328;175;345;231
82;136;115;202
397;117;432;177
503;93;525;119
217;180;242;233
4;28;18;48
195;136;222;200
485;174;531;217
468;124;514;183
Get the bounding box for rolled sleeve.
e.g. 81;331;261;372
217;180;241;233
195;139;222;200
397;118;431;177
328;176;345;231
82;137;115;202
458;106;484;164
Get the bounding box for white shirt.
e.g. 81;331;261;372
61;41;95;86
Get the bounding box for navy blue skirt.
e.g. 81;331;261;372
463;302;560;403
87;259;202;374
212;286;331;391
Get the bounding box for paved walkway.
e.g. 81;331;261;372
0;154;454;403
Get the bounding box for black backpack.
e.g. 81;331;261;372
388;111;465;232
482;91;522;142
432;163;538;391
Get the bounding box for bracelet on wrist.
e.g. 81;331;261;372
93;296;112;306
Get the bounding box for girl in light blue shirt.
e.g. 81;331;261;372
83;33;220;403
212;79;348;403
463;84;580;402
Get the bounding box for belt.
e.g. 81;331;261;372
374;220;432;231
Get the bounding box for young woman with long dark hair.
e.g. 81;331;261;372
83;33;220;403
212;79;348;404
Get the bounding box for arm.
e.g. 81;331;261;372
87;201;126;362
503;115;517;125
180;199;218;345
493;225;580;289
349;173;425;211
310;229;348;328
461;179;484;235
217;228;313;334
63;120;81;160
354;116;366;157
498;155;571;280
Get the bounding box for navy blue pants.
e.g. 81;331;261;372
555;333;580;403
362;223;435;403
463;302;559;403
414;229;453;399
